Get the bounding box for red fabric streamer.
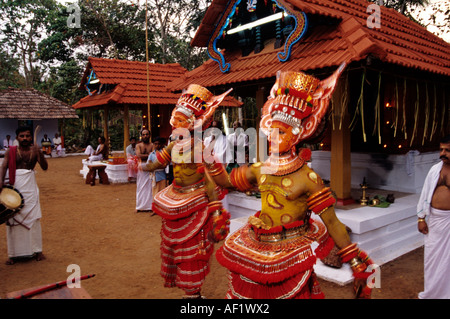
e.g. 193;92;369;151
8;146;17;186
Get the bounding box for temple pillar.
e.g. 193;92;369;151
256;86;265;162
103;106;109;147
123;104;130;155
330;78;354;206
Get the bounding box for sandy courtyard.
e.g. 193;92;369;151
0;155;425;299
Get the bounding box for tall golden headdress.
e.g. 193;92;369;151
170;84;232;130
261;62;346;144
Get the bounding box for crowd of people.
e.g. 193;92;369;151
3;132;65;158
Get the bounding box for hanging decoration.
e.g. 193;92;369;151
410;82;420;147
440;89;446;135
372;72;382;144
393;79;399;137
429;84;438;140
350;68;367;142
401;78;407;140
422;82;430;145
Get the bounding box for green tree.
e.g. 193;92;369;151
0;0;61;87
39;0;152;64
147;0;210;68
0;49;23;89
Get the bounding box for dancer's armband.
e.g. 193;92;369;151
207;201;230;243
337;243;375;299
205;162;226;177
156;148;171;166
307;187;336;215
230;165;252;192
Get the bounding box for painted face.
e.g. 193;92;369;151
170;109;194;130
269;121;296;155
173;163;198;186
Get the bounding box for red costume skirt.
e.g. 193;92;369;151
216;216;334;299
153;182;224;295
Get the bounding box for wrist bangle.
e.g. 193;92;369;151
418;218;426;223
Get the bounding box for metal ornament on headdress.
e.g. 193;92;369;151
260;62;346;144
170;84;233;130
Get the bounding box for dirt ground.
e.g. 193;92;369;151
0;155;425;299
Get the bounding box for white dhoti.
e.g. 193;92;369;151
6;169;43;258
85;145;103;162
136;166;153;211
419;207;450;299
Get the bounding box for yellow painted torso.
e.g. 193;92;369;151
251;162;324;228
171;138;204;187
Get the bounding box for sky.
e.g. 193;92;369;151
410;0;449;42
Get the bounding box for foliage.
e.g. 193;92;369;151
370;1;448;42
0;50;23;89
0;0;59;87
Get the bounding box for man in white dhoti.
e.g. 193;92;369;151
126;137;138;182
84;136;108;162
204;120;233;165
0;126;48;265
227;121;249;165
417;134;450;299
204;120;232;211
53;133;62;156
135;129;154;213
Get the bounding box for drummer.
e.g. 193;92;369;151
0;125;48;265
41;134;52;157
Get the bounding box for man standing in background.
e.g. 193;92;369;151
135;129;154;213
0;126;48;265
417;134;450;299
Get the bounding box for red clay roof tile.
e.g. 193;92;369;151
179;0;449;90
73;57;242;109
73;58;187;109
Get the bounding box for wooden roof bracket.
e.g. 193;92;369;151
206;0;309;73
275;0;308;62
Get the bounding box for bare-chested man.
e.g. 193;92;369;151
0;126;48;265
417;134;450;299
135;129;154;212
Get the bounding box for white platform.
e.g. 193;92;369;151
311;150;439;194
226;191;423;286
80;159;129;184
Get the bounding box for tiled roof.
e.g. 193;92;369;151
73;57;188;109
171;0;450;90
0;88;78;119
73;57;242;109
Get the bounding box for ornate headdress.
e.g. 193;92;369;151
170;84;232;130
260;62;346;144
